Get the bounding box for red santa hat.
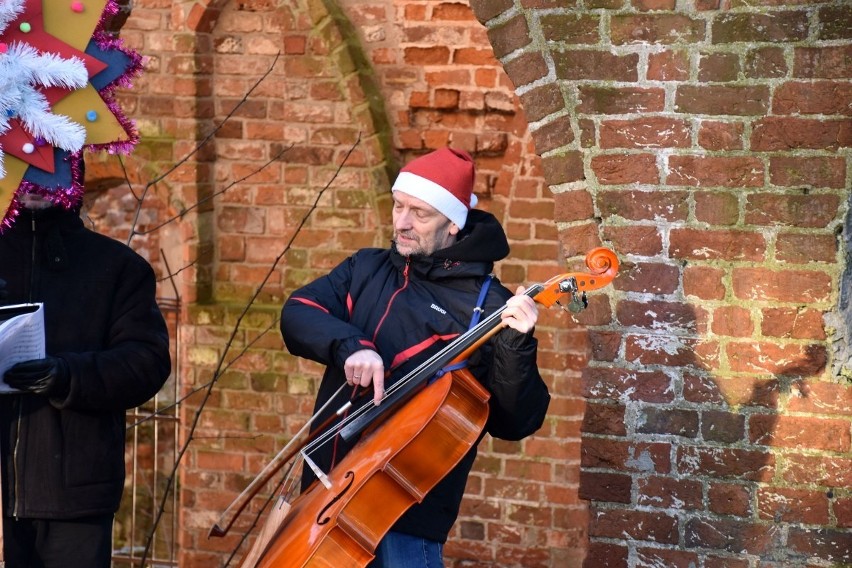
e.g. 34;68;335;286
392;147;478;229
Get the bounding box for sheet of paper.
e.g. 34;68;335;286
0;303;46;393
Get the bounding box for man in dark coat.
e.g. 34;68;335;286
0;188;171;568
280;147;550;567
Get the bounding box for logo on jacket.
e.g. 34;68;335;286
430;303;447;315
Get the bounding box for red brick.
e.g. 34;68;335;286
403;46;451;65
712;11;809;43
531;115;574;154
637;407;700;438
835;497;852;528
697;120;745;151
614;261;679;294
670;228;765;261
793;45;852;79
617;299;704;334
683;266;726;300
684;517;776;555
769;156;846;189
667;155;763;188
752;117;852;151
786;380;852;415
698;51;741;82
578;471;632;503
519;83;565;122
747;193;840;228
711;306;753;337
578;87;666;114
582;402;627;435
590;507;679;544
732;267;832;303
468;0;514;22
554;49;639;81
757;487;830;525
675;85;769;116
677;446;775;481
592;154;660;185
600;117;691;149
683;372;726;405
588;330;622;361
750;414;849;452
583;541;628;568
728;341;827;376
553;189;594;222
633;0;677;9
693;191;739;226
637;476;703;509
540;13;600;44
744;46;788;78
625;335;720;370
708;482;752;517
486;13;530;58
583;367;674;403
774;81;852;115
558;222;604;258
602;225;663;256
761;307;827;340
502;51;548;88
542;151;585;184
611;14;704;44
817;5;852;40
647;49;689;81
786;526;852;562
599;189;686;220
702;410;746;444
711;376;781;408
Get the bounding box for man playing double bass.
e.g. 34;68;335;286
280;147;550;567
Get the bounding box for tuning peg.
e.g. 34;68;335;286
565;291;587;313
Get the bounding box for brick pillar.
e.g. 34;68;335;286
472;1;852;567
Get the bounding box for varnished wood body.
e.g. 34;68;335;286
253;368;490;567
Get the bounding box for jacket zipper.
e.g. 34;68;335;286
371;259;409;343
12;214;39;517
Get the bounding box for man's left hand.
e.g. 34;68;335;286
4;356;71;398
501;286;538;334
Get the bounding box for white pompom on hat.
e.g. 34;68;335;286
391;147;478;229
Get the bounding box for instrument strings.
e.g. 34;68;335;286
300;285;545;463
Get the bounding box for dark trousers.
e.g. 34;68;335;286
3;514;113;568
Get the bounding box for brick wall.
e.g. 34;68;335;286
465;0;851;566
91;0;852;567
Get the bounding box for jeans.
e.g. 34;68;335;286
368;530;444;568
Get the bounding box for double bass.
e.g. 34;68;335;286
210;247;619;567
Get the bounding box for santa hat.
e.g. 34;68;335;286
392;147;478;229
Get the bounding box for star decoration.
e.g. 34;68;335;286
0;0;142;231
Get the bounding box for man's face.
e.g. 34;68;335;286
392;191;459;257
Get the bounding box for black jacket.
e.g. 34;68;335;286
0;206;171;519
280;209;550;542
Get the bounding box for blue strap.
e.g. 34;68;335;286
469;274;493;329
429;275;494;383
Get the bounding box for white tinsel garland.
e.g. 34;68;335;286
0;5;89;180
0;0;25;32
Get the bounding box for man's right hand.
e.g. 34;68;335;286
344;349;385;405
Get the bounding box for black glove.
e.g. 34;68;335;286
4;356;71;398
